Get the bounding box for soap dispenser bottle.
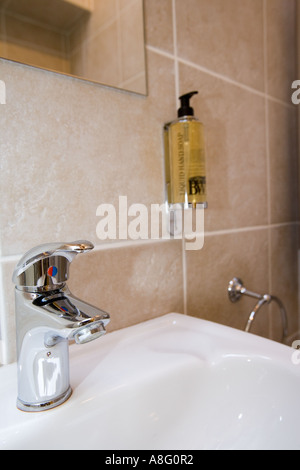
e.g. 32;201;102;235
164;91;207;209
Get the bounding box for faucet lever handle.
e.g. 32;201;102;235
41;240;94;257
12;240;94;292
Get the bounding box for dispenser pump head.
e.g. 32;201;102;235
178;91;198;118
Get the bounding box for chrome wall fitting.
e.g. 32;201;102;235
228;277;288;343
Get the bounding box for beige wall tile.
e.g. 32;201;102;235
119;1;146;85
186;229;271;338
85;21;121;86
270;224;299;342
0;260;17;364
121;71;147;95
144;0;174;54
179;63;268;231
70;45;85;77
68;241;184;332
268;101;298;224
266;0;297;103
176;0;265;91
0;50;175;256
85;0;117;35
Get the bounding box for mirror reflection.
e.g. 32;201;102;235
0;0;147;95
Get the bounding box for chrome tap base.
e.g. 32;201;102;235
17;387;72;413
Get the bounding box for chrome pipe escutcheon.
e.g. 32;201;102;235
228;277;288;343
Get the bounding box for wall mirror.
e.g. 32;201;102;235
0;0;147;95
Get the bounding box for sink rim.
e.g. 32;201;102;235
0;313;299;450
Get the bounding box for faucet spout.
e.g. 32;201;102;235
33;287;110;347
12;241;110;412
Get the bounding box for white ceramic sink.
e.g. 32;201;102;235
0;313;300;450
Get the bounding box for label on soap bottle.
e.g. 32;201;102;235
169;118;207;207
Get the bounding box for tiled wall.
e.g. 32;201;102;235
0;0;298;365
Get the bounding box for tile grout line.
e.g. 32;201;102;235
146;44;294;109
116;0;123;87
263;0;273;339
262;0;272;229
172;0;187;316
0;222;298;263
172;0;180;101
205;221;297;238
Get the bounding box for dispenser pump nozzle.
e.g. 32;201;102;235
178;91;198;118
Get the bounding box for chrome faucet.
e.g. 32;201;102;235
12;240;110;412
